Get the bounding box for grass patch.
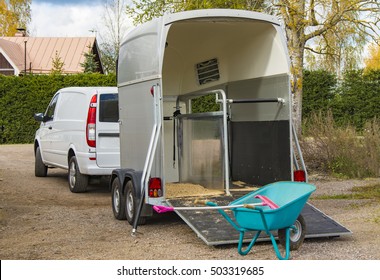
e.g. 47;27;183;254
314;183;380;201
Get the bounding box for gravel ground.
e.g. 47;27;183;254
1;144;380;260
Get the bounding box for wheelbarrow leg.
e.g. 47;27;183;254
257;209;291;260
237;230;261;256
268;228;291;260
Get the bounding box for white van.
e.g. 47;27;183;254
34;87;120;193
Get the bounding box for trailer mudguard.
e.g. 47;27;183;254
111;168;144;199
111;169;152;217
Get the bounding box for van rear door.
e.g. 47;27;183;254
96;92;120;168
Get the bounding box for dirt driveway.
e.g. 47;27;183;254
1;144;379;260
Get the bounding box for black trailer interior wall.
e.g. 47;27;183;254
230;120;291;185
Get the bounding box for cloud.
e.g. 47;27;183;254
29;2;105;38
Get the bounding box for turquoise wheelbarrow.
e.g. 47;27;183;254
207;181;316;260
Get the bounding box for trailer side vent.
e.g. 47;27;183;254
196;58;220;85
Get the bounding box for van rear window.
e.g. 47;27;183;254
99;93;119;122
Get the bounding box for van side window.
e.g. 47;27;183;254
99;93;119;122
44;94;59;122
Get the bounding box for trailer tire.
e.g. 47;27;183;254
125;180;146;226
278;214;306;251
35;146;47;177
111;178;126;220
68;156;88;193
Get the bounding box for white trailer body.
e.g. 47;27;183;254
113;9;307;227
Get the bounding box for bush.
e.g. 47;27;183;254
0;74;116;144
331;69;380;129
301;111;380;178
302;70;337;119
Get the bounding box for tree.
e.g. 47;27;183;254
99;0;129;73
126;0;380;133
364;43;380;70
0;0;31;36
126;0;267;25
50;51;65;75
80;45;99;73
270;1;380;134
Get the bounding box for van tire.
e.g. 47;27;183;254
68;156;88;193
35;147;47;177
125;180;146;225
112;178;127;220
278;214;306;251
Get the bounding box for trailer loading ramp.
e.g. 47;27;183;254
167;196;352;246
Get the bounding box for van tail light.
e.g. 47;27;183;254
86;94;97;148
148;177;162;197
294;170;306;182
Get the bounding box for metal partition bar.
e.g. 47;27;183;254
176;89;231;195
214;90;230;195
229;98;285;104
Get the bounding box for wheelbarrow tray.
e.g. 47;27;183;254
230;181;316;231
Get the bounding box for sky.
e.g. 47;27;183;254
29;0;133;41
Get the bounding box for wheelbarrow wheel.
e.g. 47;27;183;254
278;214;306;251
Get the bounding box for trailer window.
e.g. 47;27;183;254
99;93;119;122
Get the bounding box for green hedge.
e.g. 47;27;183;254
1;70;379;143
0;74;116;144
303;69;380;130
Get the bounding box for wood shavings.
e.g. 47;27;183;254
165;183;224;198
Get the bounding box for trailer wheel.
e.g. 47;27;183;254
35;146;47;177
111;178;126;220
278;214;306;251
68;156;88;193
125;180;146;226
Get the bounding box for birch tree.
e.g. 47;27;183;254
99;0;130;73
272;0;380;133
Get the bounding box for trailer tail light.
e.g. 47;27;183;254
86;94;97;148
148;177;162;197
294;170;306;182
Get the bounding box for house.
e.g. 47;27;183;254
0;33;103;75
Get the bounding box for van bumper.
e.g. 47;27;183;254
76;152;118;175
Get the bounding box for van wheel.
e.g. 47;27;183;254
68;156;88;193
125;180;146;225
112;178;126;220
35;147;47;177
278;214;306;251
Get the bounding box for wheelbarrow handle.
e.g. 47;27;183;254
153;202;266;214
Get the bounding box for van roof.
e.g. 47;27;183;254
59;87;117;95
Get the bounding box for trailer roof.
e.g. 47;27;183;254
123;9;281;46
163;9;281;26
118;9;287;87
